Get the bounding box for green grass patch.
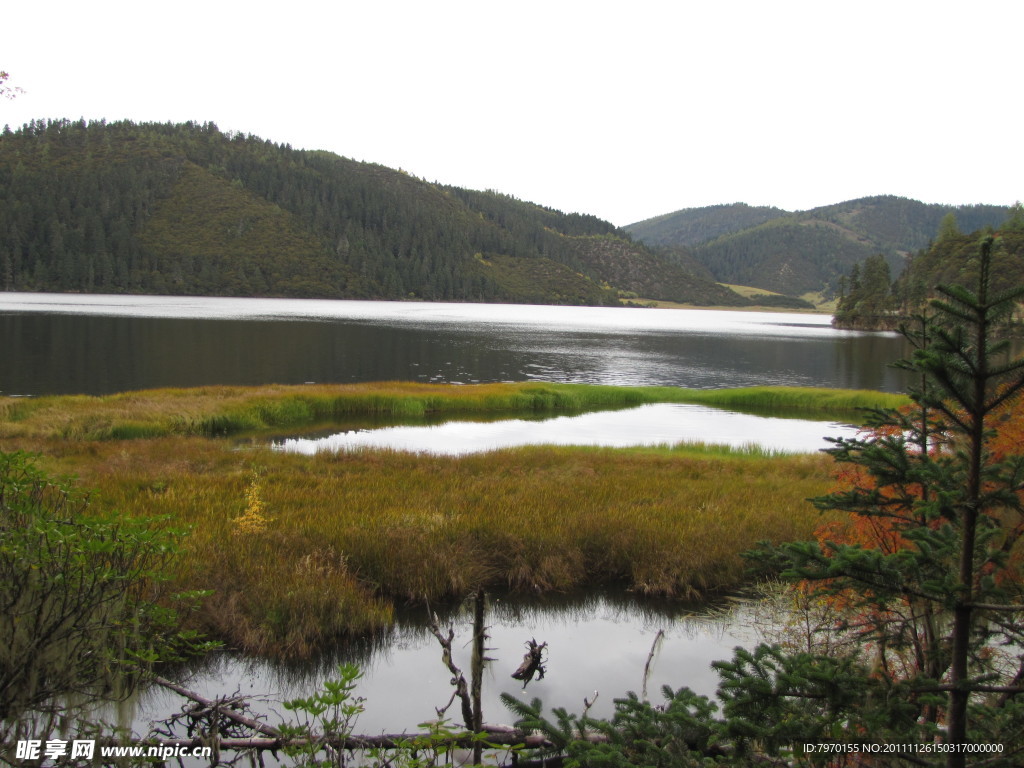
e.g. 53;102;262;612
0;382;906;443
669;385;908;415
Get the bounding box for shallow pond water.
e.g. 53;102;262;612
135;592;762;738
272;403;858;456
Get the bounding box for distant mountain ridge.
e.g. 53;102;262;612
626;196;1014;297
0;118;753;308
626;203;789;247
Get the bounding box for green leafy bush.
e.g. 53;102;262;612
0;451;207;737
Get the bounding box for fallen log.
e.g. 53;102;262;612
107;727;579;752
142;678;740;765
151;675;281;738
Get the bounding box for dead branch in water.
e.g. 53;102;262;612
149;675;575;757
641;628;665;702
426;609;475;730
511;638;548;688
152;675;281;738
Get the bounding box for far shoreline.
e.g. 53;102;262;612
2;288;834;315
623;297;834;315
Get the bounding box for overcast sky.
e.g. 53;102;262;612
4;0;1021;226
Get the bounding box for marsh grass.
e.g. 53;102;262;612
668;386;908;418
15;436;835;657
0;382;878;657
0;382;906;443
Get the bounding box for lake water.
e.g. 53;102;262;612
0;292;910;396
2;293;903;743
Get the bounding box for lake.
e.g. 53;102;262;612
2;293;905;743
0;292;910;396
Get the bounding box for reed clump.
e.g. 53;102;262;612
674;386;908;415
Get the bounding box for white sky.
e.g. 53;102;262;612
3;0;1021;226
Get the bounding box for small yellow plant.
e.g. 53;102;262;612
232;470;272;535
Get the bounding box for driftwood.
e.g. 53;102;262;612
151;673;572;753
152;675;280;738
511;638;547;688
115;730;568;751
426;610;475;729
641;628;665;703
426;587;496;763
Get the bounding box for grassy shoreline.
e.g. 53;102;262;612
0;381;907;442
0;382;902;657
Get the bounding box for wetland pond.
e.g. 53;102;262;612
271;402;859;456
136;591;768;737
3;293;905;737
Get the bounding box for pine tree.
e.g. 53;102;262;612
835;254;895;325
769;235;1024;764
938;211;961;241
1004;202;1024;233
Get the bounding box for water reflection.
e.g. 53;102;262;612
1;293;911;396
135;592;757;736
272;403;858;456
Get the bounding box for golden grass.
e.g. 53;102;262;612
0;381;870;657
11;436;834;658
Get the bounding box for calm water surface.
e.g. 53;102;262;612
136;592;760;737
0;292;910;395
274;403;858;455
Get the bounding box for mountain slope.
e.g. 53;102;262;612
626;203;788;247
690;218;881;296
0;119;744;307
627;196;1013;297
136;161;349;296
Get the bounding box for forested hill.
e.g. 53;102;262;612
625;203;789;247
626;197;1013;297
833;220;1024;330
0;119;748;307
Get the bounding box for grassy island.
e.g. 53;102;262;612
0;382;906;657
